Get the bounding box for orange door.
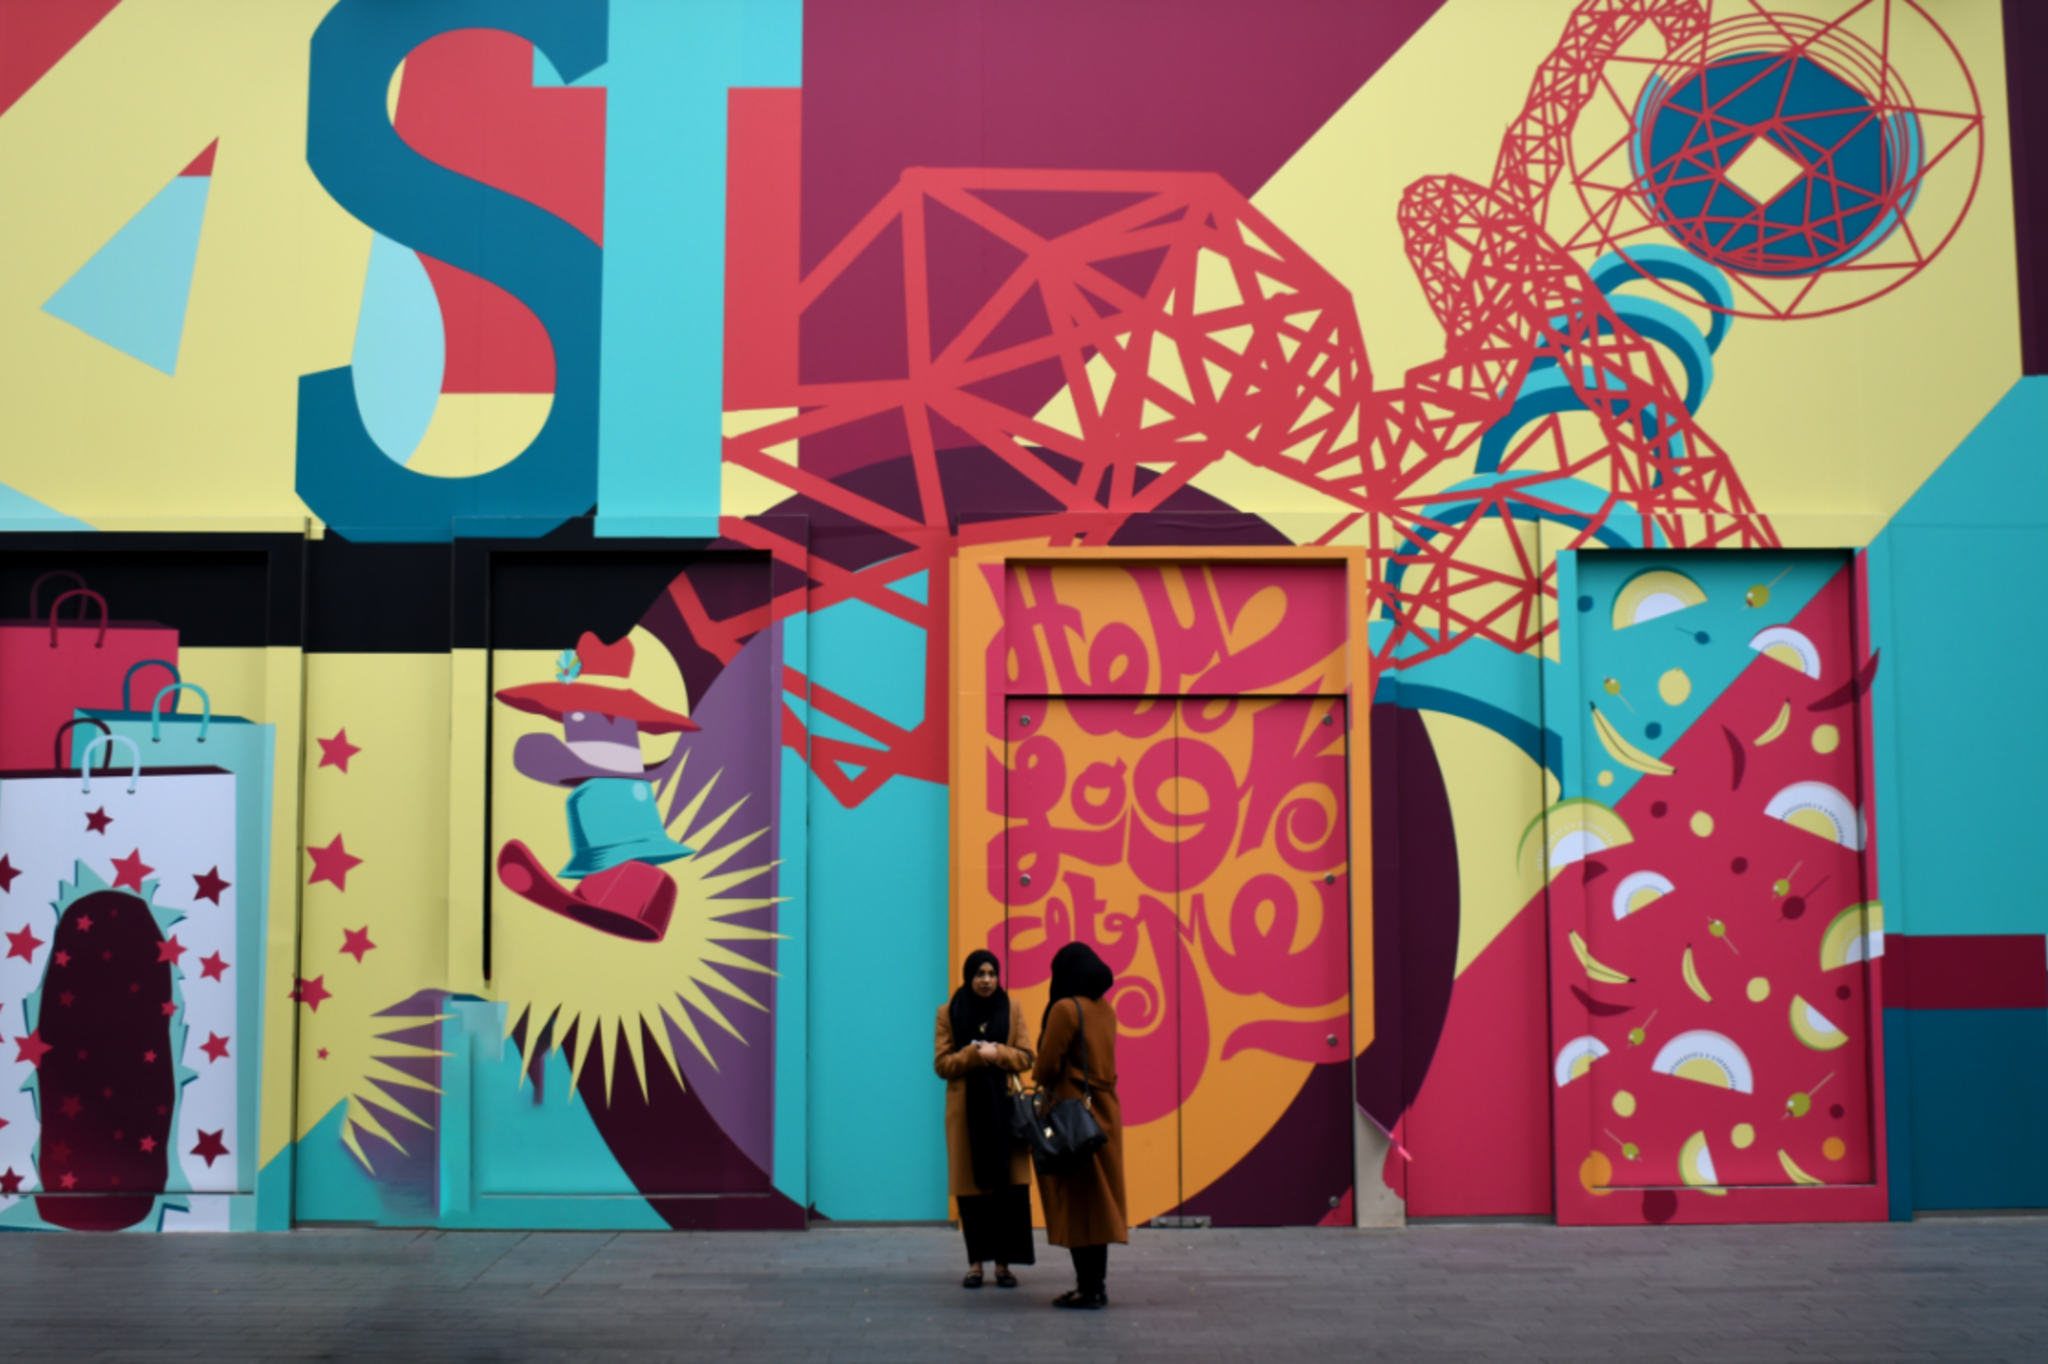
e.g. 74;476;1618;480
1001;695;1353;1227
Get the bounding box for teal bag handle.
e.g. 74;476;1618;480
80;734;142;795
121;659;181;711
150;683;211;743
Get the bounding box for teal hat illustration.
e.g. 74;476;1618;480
558;777;695;880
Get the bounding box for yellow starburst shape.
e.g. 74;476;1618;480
491;754;784;1106
328;1001;451;1174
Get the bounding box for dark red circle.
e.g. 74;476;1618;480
1782;895;1807;921
1836;985;1852;1001
1650;801;1668;819
1830;1104;1845;1119
1730;857;1748;874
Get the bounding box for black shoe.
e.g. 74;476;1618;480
995;1269;1018;1288
1052;1289;1106;1309
962;1271;984;1288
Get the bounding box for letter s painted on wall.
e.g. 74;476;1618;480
297;0;607;542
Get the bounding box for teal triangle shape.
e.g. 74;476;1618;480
43;173;210;375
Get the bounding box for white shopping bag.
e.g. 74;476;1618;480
0;733;240;1222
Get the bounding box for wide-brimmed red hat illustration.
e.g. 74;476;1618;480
498;632;699;786
496;632;698;733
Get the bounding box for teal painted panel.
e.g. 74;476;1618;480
1900;1009;2048;1210
1884;377;2048;529
1871;534;2048;937
42;177;209;376
807;774;949;1221
771;745;808;1207
808;594;927;734
290;1100;389;1224
596;0;801;534
472;1028;646;1198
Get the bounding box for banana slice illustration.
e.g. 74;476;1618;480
1590;705;1676;777
1755;701;1791;746
1571;930;1634;984
1682;945;1712;1002
1778;1149;1825;1186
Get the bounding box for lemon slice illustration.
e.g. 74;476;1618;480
1789;995;1849;1051
1553;1035;1610;1088
1819;902;1885;970
1748;625;1822;679
1613;568;1707;630
1611;870;1674;920
1764;781;1866;850
1651;1030;1754;1093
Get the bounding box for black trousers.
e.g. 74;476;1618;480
1069;1244;1108;1293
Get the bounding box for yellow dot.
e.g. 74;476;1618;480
1812;724;1841;754
1731;1123;1756;1150
1746;977;1771;1003
1597;770;1614;787
1822;1137;1847;1161
1612;1090;1636;1118
1658;668;1692;706
1690;810;1715;837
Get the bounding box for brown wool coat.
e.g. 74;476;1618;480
1032;996;1129;1248
934;999;1035;1198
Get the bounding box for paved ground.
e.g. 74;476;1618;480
0;1218;2043;1362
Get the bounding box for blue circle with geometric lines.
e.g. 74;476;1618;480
1632;52;1921;278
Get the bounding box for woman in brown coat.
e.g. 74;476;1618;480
934;949;1036;1287
1032;941;1127;1309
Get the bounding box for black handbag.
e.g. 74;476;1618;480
1023;999;1107;1175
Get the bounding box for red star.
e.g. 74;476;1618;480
160;1001;177;1017
52;950;68;967
306;835;362;891
138;1137;156;1153
84;807;112;834
156;936;187;966
0;1168;20;1195
59;1172;77;1190
49;1141;71;1162
142;1050;157;1063
317;1048;329;1060
192;866;230;905
4;924;42;963
293;976;332;1011
58;992;74;1007
75;915;93;934
340;926;377;963
110;849;154;893
317;729;362;774
12;1032;50;1068
191;1130;228;1167
0;854;17;893
198;952;229;982
58;1095;82;1118
199;1033;230;1064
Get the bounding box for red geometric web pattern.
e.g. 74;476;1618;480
713;0;1788;807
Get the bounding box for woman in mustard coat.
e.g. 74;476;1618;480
1032;942;1127;1309
934;949;1036;1287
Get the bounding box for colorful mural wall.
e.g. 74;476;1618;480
0;0;2042;1231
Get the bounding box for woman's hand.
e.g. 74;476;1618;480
973;1040;1000;1063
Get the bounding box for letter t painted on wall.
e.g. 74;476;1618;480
598;0;802;536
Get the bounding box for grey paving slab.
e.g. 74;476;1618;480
0;1219;2042;1361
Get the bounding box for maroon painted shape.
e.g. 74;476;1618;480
1882;935;2048;1011
34;889;173;1230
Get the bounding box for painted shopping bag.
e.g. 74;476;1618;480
76;671;275;1107
0;572;178;770
0;732;238;1231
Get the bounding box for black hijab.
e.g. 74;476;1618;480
949;949;1014;1192
1042;941;1114;1034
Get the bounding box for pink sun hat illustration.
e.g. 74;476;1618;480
495;631;698;786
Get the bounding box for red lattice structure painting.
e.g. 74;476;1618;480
1560;0;1983;318
709;0;1948;808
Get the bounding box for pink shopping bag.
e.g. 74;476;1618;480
0;572;178;770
